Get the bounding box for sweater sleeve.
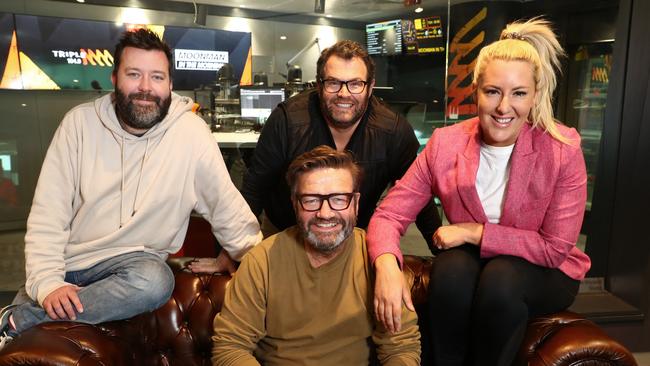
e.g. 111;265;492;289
372;296;421;365
480;130;587;269
212;251;267;366
193;134;262;261
367;129;439;267
240;107;288;217
24;116;79;305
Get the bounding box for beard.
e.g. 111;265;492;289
114;88;171;131
298;215;356;254
319;90;370;130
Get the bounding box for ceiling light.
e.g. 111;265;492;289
239;4;246;8
76;0;85;3
21;103;27;107
415;7;424;13
73;79;79;83
325;14;332;18
280;35;287;40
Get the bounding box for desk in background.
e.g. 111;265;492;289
212;132;259;189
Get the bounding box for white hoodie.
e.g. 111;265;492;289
24;92;262;305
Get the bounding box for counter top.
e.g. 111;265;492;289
212;131;259;148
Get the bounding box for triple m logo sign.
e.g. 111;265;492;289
51;49;114;67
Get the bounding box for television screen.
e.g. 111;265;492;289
366;19;403;56
163;26;252;90
14;14;123;90
9;15;252;90
0;13;20;89
240;87;285;121
403;15;445;55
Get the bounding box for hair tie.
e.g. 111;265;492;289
502;31;526;41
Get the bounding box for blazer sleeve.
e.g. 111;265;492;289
389;116;442;248
367;129;439;267
480;131;587;269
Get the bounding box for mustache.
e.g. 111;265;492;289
129;92;161;103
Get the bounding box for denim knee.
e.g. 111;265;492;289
127;257;174;311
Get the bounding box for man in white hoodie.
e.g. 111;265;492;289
0;28;262;349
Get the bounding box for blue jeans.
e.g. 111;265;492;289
11;251;174;334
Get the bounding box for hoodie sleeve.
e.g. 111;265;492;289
24;113;80;305
193;138;263;261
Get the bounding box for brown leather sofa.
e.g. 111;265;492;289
0;256;637;366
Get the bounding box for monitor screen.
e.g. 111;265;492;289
366;19;403;56
8;15;252;90
403;15;445;55
240;87;285;120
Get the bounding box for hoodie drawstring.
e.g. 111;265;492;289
119;135;125;228
119;136;150;228
131;138;149;217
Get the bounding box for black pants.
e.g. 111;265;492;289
425;245;579;366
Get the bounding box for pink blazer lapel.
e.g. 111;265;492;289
499;123;538;226
457;130;488;223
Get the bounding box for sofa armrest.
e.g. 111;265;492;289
0;322;139;366
516;311;637;366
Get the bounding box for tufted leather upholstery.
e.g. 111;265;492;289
0;256;637;366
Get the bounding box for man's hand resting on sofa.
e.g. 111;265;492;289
187;250;237;274
43;285;84;320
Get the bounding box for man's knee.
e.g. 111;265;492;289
125;256;175;311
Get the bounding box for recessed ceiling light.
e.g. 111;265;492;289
76;0;85;3
73;79;79;83
239;4;246;8
21;103;27;107
415;7;424;13
325;14;332;18
280;35;287;40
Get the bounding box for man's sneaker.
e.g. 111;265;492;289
0;305;17;350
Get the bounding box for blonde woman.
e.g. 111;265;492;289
368;18;590;365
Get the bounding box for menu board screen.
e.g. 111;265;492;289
366;19;403;56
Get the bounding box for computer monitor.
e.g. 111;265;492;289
239;87;285;121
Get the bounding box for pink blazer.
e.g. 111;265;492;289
367;117;591;280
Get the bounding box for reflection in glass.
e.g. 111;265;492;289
564;42;613;210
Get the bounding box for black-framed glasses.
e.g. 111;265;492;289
297;192;356;212
319;78;368;94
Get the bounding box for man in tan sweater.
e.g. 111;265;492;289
212;146;420;366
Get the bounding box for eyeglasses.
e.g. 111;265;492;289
319;78;368;94
296;193;356;212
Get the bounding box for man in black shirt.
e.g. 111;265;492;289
188;40;440;273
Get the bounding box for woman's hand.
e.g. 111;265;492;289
432;223;484;250
373;253;415;333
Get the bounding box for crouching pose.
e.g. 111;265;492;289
213;146;420;366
